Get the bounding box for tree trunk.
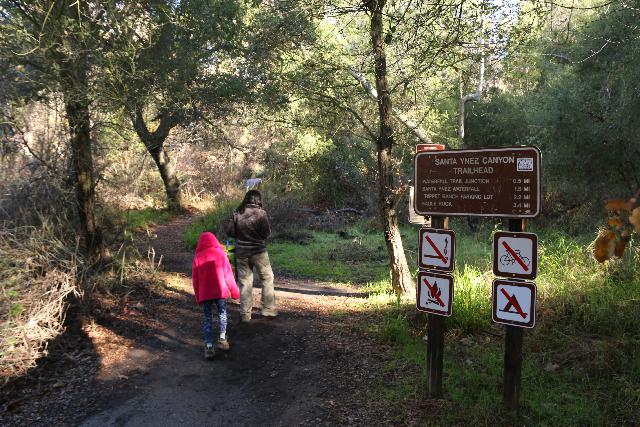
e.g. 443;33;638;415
63;75;104;258
133;109;183;212
368;0;414;297
458;91;467;147
458;40;485;148
149;144;182;212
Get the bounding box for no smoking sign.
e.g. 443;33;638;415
493;231;538;280
418;228;455;272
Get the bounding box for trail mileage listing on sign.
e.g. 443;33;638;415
414;146;541;218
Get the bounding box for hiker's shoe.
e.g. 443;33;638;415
215;338;230;351
261;308;278;318
240;314;251;323
204;343;215;360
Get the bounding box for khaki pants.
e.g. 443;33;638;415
237;251;277;318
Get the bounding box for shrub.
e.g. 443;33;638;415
264;131;374;209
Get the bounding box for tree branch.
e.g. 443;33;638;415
350;68;433;143
459;37;485;147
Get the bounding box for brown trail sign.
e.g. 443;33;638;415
414;147;541;218
413;145;542;410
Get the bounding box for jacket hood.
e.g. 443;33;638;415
196;232;221;253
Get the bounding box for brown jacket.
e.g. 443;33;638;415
225;204;271;258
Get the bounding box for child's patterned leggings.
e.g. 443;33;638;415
203;299;227;345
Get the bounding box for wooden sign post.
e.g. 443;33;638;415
503;218;524;411
492;218;539;411
426;215;447;398
413;144;451;398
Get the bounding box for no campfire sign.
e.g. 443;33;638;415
493;231;538;280
418;228;455;272
491;279;536;328
417;271;454;316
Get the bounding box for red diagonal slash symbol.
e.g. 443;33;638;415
500;288;527;319
502;241;529;271
423;278;445;307
425;234;448;264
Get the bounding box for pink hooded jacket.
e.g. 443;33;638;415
192;232;240;304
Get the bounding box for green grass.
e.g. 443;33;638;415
269;229;391;283
368;228;640;425
184;199;239;250
112;207;174;237
239;215;639;424
268;221;431;284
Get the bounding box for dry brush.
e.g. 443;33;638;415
0;222;82;382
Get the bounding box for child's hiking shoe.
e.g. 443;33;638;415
215;338;230;351
204;343;215;360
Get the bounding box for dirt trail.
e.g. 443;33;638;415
79;216;382;426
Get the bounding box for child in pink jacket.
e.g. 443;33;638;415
192;232;240;359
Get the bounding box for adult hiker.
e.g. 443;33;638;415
191;232;240;359
225;189;277;322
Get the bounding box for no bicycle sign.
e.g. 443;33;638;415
493;231;538;280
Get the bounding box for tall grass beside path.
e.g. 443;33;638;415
369;229;640;425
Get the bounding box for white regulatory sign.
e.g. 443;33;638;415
417;271;454;316
418;228;455;272
493;231;538;280
491;279;536;328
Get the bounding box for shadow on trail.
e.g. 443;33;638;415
273;285;370;298
79;215;371;426
81;279;339;426
1;215;384;426
155;281;194;299
0;305;103;426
